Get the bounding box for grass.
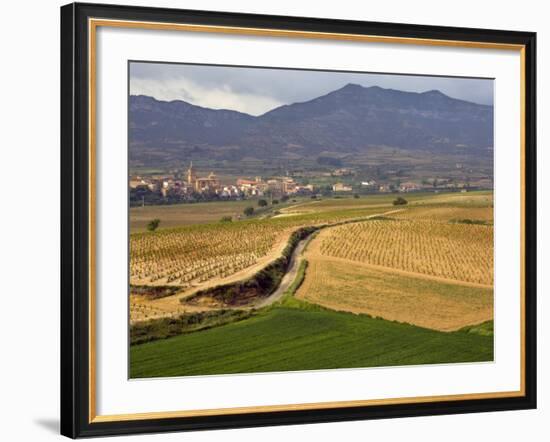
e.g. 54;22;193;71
284;260;308;298
130;309;255;345
130;306;493;378
460;320;494;337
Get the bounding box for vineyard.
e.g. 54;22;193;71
131;221;287;287
318;219;493;285
130;206;387;289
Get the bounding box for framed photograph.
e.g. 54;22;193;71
60;2;536;438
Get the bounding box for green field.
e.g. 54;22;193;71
130;306;493;378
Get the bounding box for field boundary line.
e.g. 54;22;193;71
309;254;493;290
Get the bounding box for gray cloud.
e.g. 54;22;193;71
130;61;493;116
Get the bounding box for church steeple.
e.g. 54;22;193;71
187;161;196;185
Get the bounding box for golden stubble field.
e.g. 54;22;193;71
296;202;494;331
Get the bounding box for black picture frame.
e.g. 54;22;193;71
61;2;537;438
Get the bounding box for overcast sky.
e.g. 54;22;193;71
130;61;494;116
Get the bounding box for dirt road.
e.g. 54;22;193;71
254;209;405;308
254;234;313;308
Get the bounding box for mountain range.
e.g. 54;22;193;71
129;83;493;166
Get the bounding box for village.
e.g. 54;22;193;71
129;162;316;202
129;162;490;206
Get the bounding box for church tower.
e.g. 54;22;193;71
187;161;197;185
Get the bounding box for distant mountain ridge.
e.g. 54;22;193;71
129;84;493;165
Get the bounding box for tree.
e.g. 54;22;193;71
243;206;254;216
321;185;333;196
220;216;232;222
393;197;408;206
258;199;268;207
147;218;160;231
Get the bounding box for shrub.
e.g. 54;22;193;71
450;218;487;225
258;199;268;207
146;218;161;231
243;206;254;216
130;309;254;345
393;197;408;206
130;285;180;300
220;216;232;222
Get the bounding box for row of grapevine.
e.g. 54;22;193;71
319;219;493;285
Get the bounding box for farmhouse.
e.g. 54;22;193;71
237;177;267;196
399;182;420;192
333;183;353;192
129;177;149;189
282;177;298;194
